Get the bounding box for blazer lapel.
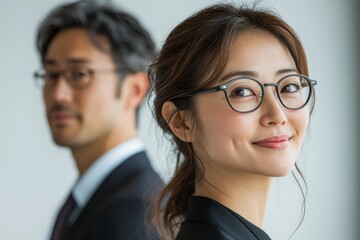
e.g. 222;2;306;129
186;196;271;240
66;151;154;239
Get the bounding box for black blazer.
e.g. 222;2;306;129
176;196;271;240
56;151;164;240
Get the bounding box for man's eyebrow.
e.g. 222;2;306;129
43;59;56;65
43;58;90;65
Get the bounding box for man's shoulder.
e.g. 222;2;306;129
70;153;164;240
78;199;160;239
103;151;164;198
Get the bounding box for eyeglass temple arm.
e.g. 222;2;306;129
34;72;43;78
310;79;317;86
170;86;221;100
187;86;221;96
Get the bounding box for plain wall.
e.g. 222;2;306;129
0;0;358;239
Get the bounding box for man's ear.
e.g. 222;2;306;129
162;101;195;142
121;72;149;110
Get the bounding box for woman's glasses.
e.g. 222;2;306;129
176;74;317;113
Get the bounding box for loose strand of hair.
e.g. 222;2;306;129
289;163;308;239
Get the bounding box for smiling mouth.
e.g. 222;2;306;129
253;135;291;150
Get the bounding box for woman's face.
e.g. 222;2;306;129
191;31;309;177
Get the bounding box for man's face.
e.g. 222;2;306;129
43;28;127;149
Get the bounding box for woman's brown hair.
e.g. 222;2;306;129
149;3;312;238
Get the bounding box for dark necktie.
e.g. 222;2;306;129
51;194;77;240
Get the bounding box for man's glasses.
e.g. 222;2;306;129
33;65;119;89
175;74;317;113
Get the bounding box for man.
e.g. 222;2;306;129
34;1;163;239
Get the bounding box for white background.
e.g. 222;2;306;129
0;0;358;239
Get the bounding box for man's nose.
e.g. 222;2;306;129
48;75;74;103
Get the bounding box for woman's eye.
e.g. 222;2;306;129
281;84;300;93
231;87;254;97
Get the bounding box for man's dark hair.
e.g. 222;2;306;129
36;0;155;79
36;0;156;121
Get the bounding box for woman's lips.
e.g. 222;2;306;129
253;135;291;150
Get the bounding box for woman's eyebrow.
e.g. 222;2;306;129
220;68;299;81
275;68;298;76
220;70;258;81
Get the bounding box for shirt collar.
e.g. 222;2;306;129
72;137;144;208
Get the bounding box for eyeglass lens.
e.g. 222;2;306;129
40;65;92;88
224;75;311;112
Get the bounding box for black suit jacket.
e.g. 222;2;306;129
57;151;164;240
176;196;271;240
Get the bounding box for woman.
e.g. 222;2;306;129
150;3;317;239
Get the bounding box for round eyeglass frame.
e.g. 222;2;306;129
33;66;121;89
173;73;317;113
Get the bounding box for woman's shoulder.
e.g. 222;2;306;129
175;196;239;239
175;196;271;240
176;220;223;240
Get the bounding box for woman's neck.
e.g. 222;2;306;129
195;168;272;227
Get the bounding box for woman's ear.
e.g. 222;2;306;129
162;101;195;142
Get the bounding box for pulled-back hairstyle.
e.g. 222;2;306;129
149;3;313;238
